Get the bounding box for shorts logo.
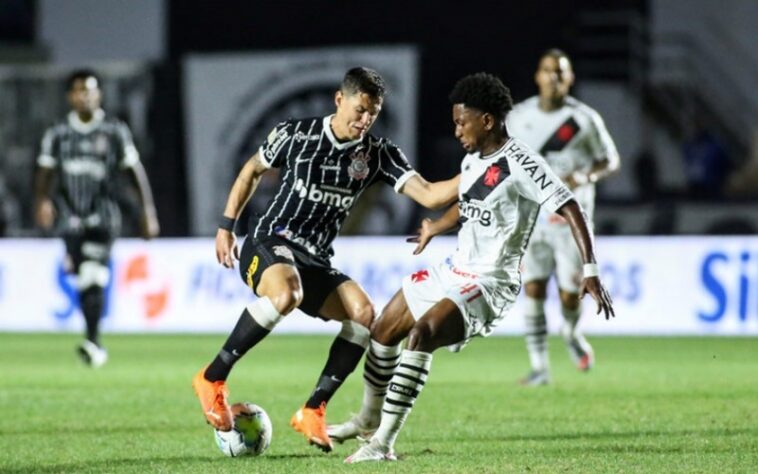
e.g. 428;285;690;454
246;255;259;288
272;245;295;261
411;269;429;283
348;150;370;180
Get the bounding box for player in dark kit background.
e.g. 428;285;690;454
34;69;160;368
192;67;460;452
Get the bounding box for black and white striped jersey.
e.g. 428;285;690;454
37;109;140;235
249;115;417;260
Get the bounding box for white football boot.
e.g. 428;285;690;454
344;438;396;464
561;324;594;371
78;340;108;368
519;370;550;386
327;414;378;443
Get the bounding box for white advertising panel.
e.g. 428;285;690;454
0;236;756;335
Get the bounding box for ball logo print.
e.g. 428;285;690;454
214;402;273;457
119;254;170;320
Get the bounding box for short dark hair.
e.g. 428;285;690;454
540;48;572;65
449;73;513;120
66;69;100;91
341;67;386;99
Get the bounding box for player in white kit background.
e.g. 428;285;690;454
330;73;615;463
506;49;620;385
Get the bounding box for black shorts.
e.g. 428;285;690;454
63;228;114;272
238;235;351;318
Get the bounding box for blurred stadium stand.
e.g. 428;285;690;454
0;0;756;238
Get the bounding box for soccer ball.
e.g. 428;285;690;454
214;402;273;457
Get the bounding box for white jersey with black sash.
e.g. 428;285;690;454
452;138;573;311
506;96;618;225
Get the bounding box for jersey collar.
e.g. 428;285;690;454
323;115;363;150
67;109;105;134
477;138;511;160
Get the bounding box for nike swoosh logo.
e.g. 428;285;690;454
231;349;241;357
330;375;343;383
206;410;221;420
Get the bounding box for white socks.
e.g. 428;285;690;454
524;296;549;372
358;340;402;424
372;350;432;449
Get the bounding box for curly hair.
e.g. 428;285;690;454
341;67;386;99
449;73;513;120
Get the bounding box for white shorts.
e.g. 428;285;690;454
521;222;582;292
401;260;512;352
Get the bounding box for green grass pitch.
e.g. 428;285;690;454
1;334;756;473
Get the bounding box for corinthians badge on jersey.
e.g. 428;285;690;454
348;150;370;180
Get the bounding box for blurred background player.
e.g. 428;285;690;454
506;49;620;385
34;69;160;367
191;67;459;452
336;73;614;463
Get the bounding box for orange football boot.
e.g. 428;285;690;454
290;402;334;452
192;367;233;431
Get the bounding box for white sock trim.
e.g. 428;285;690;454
400;349;433;363
77;261;110;289
246;296;282;330
370;339;402;358
339;320;370;348
524;296;546;316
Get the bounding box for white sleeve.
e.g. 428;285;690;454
37;128;58;168
509;148;573;213
117;122;140;169
586;110;619;167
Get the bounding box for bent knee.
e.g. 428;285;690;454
269;284;303;314
406;322;433;351
348;302;375;328
559;291;580;310
524;280;548;299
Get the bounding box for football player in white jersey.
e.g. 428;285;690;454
507;49;620;385
331;73;614;463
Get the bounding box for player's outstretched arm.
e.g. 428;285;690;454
556;199;615;319
406;204;460;255
126;161;160;239
400;174;460;210
564;156;620;189
216;152;269;268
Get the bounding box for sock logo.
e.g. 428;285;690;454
389;383;419;398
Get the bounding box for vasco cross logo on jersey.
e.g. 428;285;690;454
483;165;501;187
348;150;370;180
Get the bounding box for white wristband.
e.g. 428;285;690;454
571;171;589;186
583;263;599;278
